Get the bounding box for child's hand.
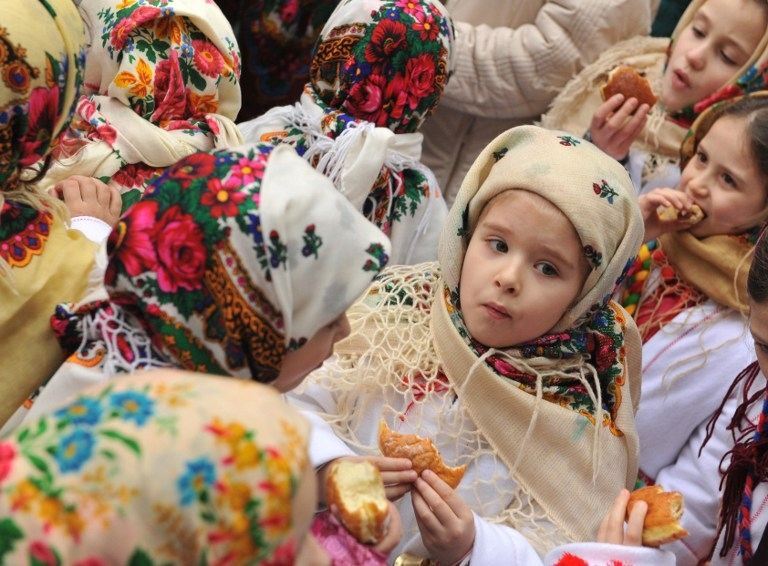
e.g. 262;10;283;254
52;175;121;228
597;489;647;546
589;94;649;161
639;187;696;242
373;501;403;555
366;455;418;500
412;469;474;565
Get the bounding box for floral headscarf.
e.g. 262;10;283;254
239;0;453;264
668;0;768;127
0;370;317;564
102;143;391;381
0;0;85;190
438;125;644;426
42;0;244;202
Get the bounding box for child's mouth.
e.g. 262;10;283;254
483;303;510;320
672;69;691;89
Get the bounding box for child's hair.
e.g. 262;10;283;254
748;226;768;301
685;96;768;191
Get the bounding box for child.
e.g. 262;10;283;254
0;0;121;427
41;0;243;204
238;0;453;264
542;0;768;195
289;125;645;562
619;95;768;564
1;141;392;435
0;370;329;563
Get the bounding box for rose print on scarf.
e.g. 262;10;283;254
301;224;322;259
593;179;619;204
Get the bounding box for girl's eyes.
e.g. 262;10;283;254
721;172;737;188
755;340;768;354
535;262;559;277
691;26;705;39
696;150;708;165
489;238;508;253
719;50;737;66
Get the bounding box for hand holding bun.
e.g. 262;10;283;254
626;485;689;546
325;460;390;544
601;65;658;108
656;204;705;225
378;421;466;489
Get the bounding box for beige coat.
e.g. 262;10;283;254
421;0;658;204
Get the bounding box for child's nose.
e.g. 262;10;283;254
685;44;707;70
494;264;522;294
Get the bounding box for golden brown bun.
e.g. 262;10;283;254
325;460;389;544
601;65;658;108
656;204;704;225
378;421;466;489
626;485;689;547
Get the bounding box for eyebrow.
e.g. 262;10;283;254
482;220;579;271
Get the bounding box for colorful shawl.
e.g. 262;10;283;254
53;143;391;383
219;0;338;120
0;370;316;564
0;0;98;426
239;0;454;264
42;0;244;205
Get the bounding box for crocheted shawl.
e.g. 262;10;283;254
238;0;454;264
0;371;315;564
297;126;644;553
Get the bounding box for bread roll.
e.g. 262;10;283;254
378;421;466;489
656;204;704;225
325;460;389;544
601;65;658;108
627;485;689;547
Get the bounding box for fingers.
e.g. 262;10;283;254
413;472;456;525
412;489;443;533
593;94;626;126
374;502;403;555
606;98;640;132
108;183;123;218
598;489;631;545
614;104;649;147
60;178;84;207
384;483;411;501
625;500;647;546
367;456;413;472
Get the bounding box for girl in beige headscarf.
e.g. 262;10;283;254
290;125;646;563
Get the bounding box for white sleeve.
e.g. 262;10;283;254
468;513;544;565
69;216;113;243
654;373;761;565
440;0;654;119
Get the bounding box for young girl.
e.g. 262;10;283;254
0;0;121;427
0;370;331;564
542;0;768;195
289;125;645;563
238;0;453;264
1;140;392;435
617;95;768;564
41;0;243;205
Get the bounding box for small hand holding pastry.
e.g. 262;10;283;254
639;187;704;242
626;485;689;547
52;175;122;228
378;421;466;489
412;469;475;566
598;489;648;546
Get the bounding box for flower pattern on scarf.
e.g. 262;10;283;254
444;287;629;436
0;375;310;565
51;0;241;198
311;0;452;134
0;202;52;268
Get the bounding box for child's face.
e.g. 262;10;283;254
661;0;767;113
680;115;767;237
271;314;351;392
459;191;590;348
750;297;768;377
